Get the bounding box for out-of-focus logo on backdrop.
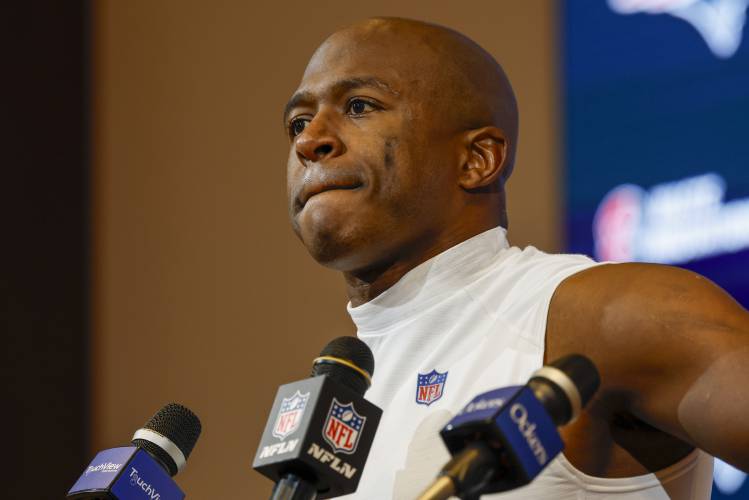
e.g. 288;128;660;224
715;459;749;495
608;0;749;58
593;173;749;263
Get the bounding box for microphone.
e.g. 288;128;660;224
417;354;600;500
67;403;202;500
252;336;382;499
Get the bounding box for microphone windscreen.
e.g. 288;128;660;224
549;354;600;408
131;403;202;476
311;336;374;396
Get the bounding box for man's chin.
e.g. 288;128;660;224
294;220;371;272
299;231;362;271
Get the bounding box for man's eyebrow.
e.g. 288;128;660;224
282;77;400;123
283;91;315;124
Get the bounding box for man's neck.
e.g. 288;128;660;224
343;223;501;307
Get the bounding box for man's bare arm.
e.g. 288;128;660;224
548;263;749;471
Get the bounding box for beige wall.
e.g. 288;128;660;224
92;1;560;496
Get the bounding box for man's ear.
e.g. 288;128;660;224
458;126;508;190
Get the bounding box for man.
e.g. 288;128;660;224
283;17;749;498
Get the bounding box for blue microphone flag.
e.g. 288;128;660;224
68;446;185;500
443;385;564;482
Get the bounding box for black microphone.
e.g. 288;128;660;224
252;336;382;499
68;403;202;499
418;354;600;500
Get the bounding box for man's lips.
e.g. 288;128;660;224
295;177;364;211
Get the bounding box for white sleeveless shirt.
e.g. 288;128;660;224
345;227;713;499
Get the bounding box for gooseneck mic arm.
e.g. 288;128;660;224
419;442;497;500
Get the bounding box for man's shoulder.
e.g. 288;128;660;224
546;261;744;375
550;261;728;319
548;262;697;338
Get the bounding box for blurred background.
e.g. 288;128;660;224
4;0;748;498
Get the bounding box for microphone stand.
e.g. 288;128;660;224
270;473;317;500
417;442;497;500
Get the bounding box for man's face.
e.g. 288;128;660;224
285;31;461;273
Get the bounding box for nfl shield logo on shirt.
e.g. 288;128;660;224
416;369;448;406
272;390;310;440
322;398;366;454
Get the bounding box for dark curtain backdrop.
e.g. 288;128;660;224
2;1;89;498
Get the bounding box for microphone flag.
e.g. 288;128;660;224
68;446;185;499
442;385;564;487
253;375;381;498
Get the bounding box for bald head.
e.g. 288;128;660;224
308;17;518;179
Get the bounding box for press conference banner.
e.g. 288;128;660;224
561;1;749;497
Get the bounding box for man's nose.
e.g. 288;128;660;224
295;117;344;164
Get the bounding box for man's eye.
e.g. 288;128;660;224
348;99;376;115
289;118;308;137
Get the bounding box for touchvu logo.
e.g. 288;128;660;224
85;461;122;475
609;0;749;58
129;467;161;499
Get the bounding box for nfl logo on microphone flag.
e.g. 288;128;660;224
323;398;366;454
253;376;382;499
272;391;310;440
